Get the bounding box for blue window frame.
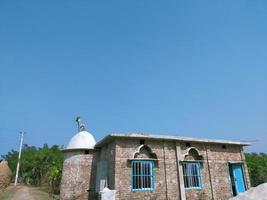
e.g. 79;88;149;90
131;160;154;192
182;162;202;189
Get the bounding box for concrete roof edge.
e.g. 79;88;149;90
61;148;97;152
95;133;251;147
94;134;113;147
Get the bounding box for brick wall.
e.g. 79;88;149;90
114;139;180;200
60;138;250;200
180;143;249;200
109;139;249;200
60;150;97;200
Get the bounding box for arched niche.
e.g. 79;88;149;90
183;147;204;161
133;144;157;159
128;144;158;167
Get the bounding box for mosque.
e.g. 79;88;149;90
60;117;251;200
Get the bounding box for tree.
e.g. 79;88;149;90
1;144;63;195
245;152;267;186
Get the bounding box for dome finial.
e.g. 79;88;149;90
75;116;86;132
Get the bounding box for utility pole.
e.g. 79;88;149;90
15;131;24;186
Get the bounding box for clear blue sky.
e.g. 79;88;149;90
0;1;266;156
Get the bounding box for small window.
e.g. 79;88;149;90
182;162;202;189
131;160;154;192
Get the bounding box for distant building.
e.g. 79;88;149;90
60;119;251;200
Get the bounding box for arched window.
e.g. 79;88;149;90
131;145;157;192
182;147;203;189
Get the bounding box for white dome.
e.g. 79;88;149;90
66;131;96;150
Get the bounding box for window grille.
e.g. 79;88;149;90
131;160;154;191
182;162;202;189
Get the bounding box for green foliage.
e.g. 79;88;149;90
2;149;19;177
1;144;63;195
245;152;267;186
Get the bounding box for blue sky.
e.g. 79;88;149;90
0;1;266;156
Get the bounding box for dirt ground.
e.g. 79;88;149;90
10;186;34;200
0;185;57;200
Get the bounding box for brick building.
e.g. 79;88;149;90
60;119;250;200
